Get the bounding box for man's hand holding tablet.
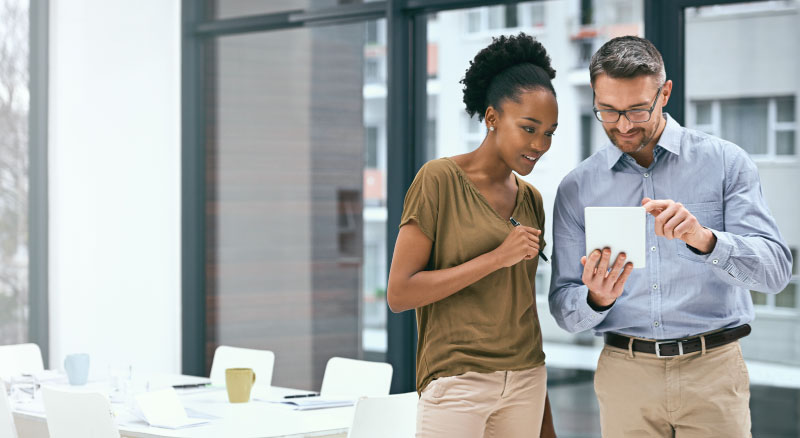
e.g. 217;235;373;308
581;248;633;310
583;206;644;310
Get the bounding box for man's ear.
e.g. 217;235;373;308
660;79;673;108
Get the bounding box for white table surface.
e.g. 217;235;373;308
11;373;353;438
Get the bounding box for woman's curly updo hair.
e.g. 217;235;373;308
461;32;556;122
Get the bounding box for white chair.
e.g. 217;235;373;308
347;392;418;438
0;344;44;380
320;357;393;399
209;346;275;387
0;380;18;438
42;387;119;438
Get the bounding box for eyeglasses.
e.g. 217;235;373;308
593;84;664;123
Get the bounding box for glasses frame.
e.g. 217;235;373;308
593;84;665;124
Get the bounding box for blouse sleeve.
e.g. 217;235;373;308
399;162;440;242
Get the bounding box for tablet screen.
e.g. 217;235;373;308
584;206;646;269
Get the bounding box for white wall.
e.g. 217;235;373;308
48;1;181;375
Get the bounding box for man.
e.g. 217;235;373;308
549;36;793;437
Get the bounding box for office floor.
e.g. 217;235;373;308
547;368;800;438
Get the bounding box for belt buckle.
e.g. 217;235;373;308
655;340;684;358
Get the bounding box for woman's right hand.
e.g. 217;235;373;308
492;226;541;268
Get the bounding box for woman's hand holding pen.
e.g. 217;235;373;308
493;225;541;267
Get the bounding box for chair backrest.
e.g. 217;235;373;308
42;387;120;438
0;344;44;380
209;346;275;387
347;392;418;438
320;357;393;399
0;381;18;438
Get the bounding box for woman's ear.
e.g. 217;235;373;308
484;106;498;130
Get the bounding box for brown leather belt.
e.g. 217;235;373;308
604;324;751;358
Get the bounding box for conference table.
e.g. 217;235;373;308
11;373;353;438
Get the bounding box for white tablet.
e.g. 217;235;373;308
585;206;646;269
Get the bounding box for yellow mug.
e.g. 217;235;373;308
225;368;256;403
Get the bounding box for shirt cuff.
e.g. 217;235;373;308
685;228;733;267
577;286;612;327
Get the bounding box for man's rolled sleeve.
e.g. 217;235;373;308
704;146;794;292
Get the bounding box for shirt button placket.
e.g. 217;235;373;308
643;168;661;339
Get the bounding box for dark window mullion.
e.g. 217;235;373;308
29;0;50;364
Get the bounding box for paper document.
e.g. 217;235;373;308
184;407;221;420
23;370;65;383
135;388;209;429
11;398;45;415
281;397;355;410
258;396;355;411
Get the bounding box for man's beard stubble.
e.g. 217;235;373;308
611;130;650;153
607;118;662;154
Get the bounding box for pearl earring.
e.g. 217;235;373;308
489;126;495;131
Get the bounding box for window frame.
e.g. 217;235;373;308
29;0;50;363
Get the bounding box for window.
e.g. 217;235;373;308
466;5;524;33
581;0;594;25
504;4;519;28
365;20;378;45
695;101;712;125
528;2;545;27
488;6;504;30
466;10;481;33
206;19;388;389
0;0;30;344
581;114;593;160
577;39;594;68
691;96;797;159
776;97;796;155
365;58;380;83
721;98;769;155
365;126;378;168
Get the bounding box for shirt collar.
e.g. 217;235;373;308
604;113;683;169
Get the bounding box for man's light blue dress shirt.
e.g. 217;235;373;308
548;114;793;340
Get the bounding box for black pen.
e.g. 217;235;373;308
284;393;319;399
509;217;549;263
172;382;211;389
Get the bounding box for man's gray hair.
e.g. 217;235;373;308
589;36;666;85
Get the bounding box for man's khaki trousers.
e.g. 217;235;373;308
594;340;751;437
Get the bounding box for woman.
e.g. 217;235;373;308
387;33;558;438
